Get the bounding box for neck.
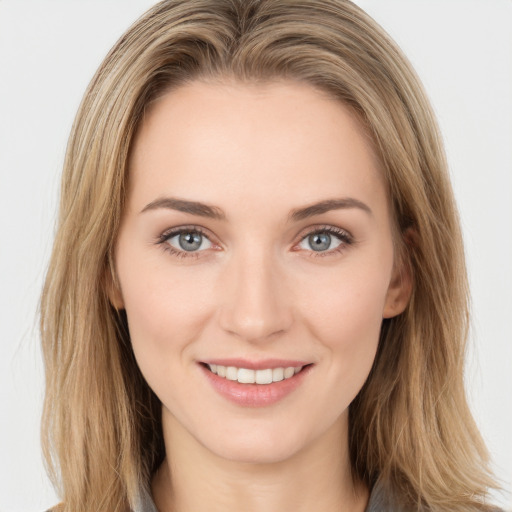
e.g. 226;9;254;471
152;412;369;512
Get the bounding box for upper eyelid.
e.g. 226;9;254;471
159;225;215;241
297;224;353;240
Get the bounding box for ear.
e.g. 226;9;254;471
383;232;414;319
104;264;125;310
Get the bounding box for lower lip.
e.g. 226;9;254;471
200;364;313;407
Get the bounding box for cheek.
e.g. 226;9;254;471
123;273;211;344
301;262;391;341
115;241;217;377
296;254;392;385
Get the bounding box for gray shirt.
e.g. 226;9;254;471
135;480;404;512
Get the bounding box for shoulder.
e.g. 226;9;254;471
366;480;410;512
366;481;505;512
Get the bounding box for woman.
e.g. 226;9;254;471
40;1;500;511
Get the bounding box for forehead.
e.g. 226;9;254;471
127;80;387;216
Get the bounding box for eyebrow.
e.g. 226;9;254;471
289;198;372;221
140;197;226;220
140;196;372;221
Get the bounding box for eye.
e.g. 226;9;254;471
158;227;215;257
296;226;353;255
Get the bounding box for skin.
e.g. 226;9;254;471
111;80;411;512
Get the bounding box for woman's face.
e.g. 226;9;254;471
112;80;410;464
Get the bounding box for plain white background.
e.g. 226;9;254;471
0;1;511;510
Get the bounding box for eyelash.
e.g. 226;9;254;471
155;224;354;259
156;225;213;260
298;225;354;258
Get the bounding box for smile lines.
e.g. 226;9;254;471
207;364;303;384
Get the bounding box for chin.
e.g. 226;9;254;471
207;432;309;465
196;413;342;466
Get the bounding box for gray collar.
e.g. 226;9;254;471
134;479;403;512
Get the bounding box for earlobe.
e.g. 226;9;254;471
104;265;125;310
383;234;414;319
383;263;412;318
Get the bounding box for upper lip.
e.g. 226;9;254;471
200;358;311;370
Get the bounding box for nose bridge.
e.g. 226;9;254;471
218;243;292;342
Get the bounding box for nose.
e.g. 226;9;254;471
218;248;293;343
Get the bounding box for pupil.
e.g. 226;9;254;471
309;233;331;251
179;232;202;251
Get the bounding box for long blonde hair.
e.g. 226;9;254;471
41;1;497;510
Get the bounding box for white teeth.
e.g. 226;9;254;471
226;366;238;380
284;367;295;379
238;368;255;384
255;369;273;384
207;364;304;384
272;367;284;382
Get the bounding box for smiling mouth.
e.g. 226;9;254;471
203;363;310;385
